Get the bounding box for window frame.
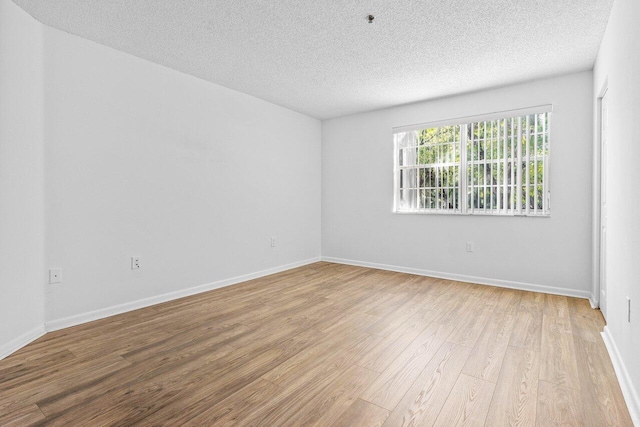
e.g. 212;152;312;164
393;105;552;217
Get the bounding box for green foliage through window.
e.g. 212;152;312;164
394;110;550;216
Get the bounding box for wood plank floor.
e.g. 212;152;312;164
0;262;633;426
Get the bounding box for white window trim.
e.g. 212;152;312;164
393;105;552;217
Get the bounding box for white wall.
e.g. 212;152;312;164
41;26;321;325
0;0;46;356
594;0;640;421
322;72;593;297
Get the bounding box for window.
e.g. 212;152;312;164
393;106;551;216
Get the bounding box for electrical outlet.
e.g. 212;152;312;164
49;268;62;284
466;242;474;252
131;256;141;270
270;237;277;248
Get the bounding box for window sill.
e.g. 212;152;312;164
393;210;551;218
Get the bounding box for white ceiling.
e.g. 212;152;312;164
14;0;613;119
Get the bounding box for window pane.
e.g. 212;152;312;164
395;110;549;216
395;124;461;213
465;112;549;215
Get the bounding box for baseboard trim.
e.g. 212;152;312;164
0;324;46;361
589;295;599;309
321;256;591;299
601;326;640;426
45;257;321;333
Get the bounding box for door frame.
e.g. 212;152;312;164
592;81;608;311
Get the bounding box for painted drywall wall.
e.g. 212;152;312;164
593;0;640;421
42;25;321;324
322;72;593;297
0;0;46;356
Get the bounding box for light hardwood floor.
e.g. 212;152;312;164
0;262;633;426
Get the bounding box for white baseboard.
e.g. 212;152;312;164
3;256;593;362
589;295;599;309
321;256;591;300
0;324;46;361
45;257;321;333
601;326;640;426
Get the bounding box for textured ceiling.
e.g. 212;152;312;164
14;0;613;119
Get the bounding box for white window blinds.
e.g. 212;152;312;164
393;106;551;216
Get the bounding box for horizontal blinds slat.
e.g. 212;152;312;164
392;104;552;134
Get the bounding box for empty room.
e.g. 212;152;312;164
1;0;638;425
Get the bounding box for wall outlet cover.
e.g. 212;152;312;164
49;268;62;284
